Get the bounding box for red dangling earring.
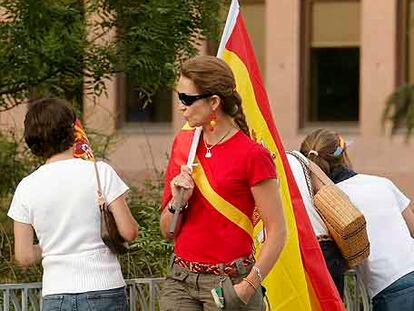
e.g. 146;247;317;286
208;111;217;132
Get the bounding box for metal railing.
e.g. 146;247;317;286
0;282;42;311
126;278;164;311
0;278;164;311
1;273;371;311
344;270;372;311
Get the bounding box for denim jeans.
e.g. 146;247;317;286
42;287;127;311
372;271;414;311
320;240;347;298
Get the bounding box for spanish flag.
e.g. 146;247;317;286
73;119;94;161
217;1;345;310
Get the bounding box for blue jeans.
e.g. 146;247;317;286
320;240;347;298
42;287;127;311
372;271;414;311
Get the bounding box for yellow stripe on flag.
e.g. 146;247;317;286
223;50;275;151
192;157;254;236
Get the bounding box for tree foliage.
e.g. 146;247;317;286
382;13;414;138
120;180;173;278
0;0;222;110
0;0;86;110
383;84;414;139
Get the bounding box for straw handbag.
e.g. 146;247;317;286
289;151;370;267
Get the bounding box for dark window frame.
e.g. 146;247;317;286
116;74;173;130
300;0;361;128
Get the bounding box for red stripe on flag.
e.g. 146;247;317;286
161;129;195;209
226;15;278;141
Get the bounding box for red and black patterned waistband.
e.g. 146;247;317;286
173;254;255;277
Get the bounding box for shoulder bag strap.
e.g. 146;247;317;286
307;161;335;186
93;161;106;211
287;151;314;198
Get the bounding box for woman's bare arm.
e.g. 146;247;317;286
234;178;287;303
110;193;139;242
13;221;42;268
402;202;414;238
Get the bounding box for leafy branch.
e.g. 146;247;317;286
0;0;223;110
382;84;414;139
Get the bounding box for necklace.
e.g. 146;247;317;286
203;128;232;158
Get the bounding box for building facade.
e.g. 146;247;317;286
1;0;414;198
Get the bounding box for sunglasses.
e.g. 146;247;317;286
178;92;212;106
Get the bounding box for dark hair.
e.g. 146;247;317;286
180;55;250;136
300;128;352;176
24;98;76;159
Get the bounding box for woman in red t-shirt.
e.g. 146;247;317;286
159;55;286;310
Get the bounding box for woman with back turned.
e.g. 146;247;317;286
8;98;139;311
298;128;414;311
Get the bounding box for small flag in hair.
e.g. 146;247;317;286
73;119;94;161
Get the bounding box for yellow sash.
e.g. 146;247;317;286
192;156;254;236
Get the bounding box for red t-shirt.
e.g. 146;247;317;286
162;130;277;264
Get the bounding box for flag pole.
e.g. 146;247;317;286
217;0;239;58
169;0;236;236
169;127;202;236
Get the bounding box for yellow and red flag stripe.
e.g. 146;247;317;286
192;156;254;236
217;1;345;310
73;119;94;161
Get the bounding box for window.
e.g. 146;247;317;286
310;47;359;121
125;81;172;123
118;75;172;127
114;7;173;128
301;1;361;125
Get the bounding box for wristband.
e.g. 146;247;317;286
252;265;263;281
167;202;176;213
168;201;188;214
242;277;258;291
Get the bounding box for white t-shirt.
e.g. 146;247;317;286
8;159;129;296
287;152;329;236
337;174;413;298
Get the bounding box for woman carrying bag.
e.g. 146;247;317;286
287;151;347;297
8;98;139;311
297;128;414;311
